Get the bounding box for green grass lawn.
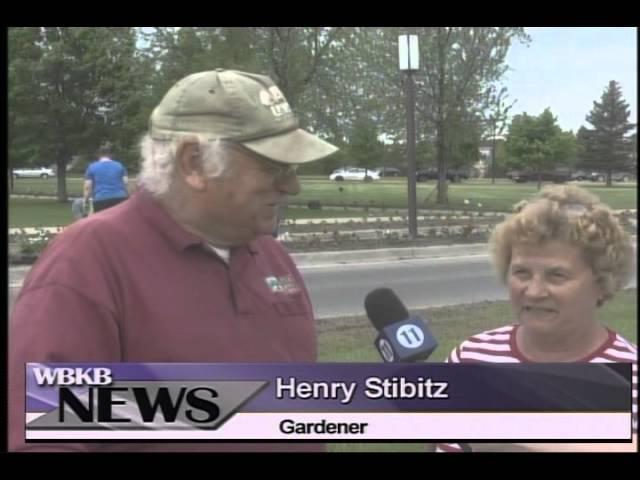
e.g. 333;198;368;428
9;198;76;227
11;176;85;197
8;198;384;228
9;177;637;228
319;289;637;452
293;178;637;211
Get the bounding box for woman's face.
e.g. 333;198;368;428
508;240;605;338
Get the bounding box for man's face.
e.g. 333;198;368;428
194;144;300;245
508;240;604;338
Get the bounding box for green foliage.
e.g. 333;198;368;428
7;27;538;204
579;80;636;186
348;116;385;171
505;108;577;189
9;27;150;200
414;27;530;203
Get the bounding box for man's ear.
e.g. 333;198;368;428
176;139;207;191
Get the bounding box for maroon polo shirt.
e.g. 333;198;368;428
9;190;321;452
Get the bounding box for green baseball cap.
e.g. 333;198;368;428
149;69;338;164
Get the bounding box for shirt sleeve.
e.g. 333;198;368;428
9;283;122;452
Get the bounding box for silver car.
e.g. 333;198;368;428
13;167;55;179
329;168;381;182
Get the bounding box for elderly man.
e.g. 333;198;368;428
9;69;337;452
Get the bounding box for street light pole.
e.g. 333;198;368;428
406;70;417;238
399;34;419;239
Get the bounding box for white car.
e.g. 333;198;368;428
13;167;55;179
329;168;381;182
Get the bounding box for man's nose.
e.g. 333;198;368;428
276;173;300;196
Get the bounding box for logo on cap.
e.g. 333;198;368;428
259;86;292;118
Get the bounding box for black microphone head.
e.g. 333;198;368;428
364;288;410;331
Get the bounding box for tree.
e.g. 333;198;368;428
348;115;385;174
629;132;637;172
8;27;148;201
8;27;43;191
482;85;516;183
505;109;574;190
582;80;636;187
410;27;529;204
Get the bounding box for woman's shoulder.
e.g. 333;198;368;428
603;329;637;359
448;324;520;363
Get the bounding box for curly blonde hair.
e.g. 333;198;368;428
490;184;635;305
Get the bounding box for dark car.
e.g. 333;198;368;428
416;168;465;183
570;170;591;181
512;169;571;183
374;167;402;177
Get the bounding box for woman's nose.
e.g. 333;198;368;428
524;277;549;298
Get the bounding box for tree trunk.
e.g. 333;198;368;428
56;158;68;202
435;30;448;205
436;122;448;204
491;124;497;184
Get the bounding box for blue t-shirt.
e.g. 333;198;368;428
85;159;128;201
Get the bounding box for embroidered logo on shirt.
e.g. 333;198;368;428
264;275;300;294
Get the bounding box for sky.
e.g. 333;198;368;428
502;27;637;133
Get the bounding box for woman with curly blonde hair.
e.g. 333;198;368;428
436;185;636;452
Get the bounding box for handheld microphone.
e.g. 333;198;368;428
365;288;470;451
364;287;438;362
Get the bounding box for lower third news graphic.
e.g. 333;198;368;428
25;363;633;441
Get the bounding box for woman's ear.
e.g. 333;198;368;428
176;139;207;191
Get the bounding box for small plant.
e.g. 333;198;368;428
461;224;474;238
12;228;57;258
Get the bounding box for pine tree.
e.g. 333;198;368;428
582;80;635;187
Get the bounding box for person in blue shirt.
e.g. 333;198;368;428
84;143;129;212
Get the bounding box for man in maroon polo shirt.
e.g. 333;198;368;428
9;69;338;452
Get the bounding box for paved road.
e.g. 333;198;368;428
300;253;505;318
10;253;637;319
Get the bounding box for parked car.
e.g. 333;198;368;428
611;171;634;182
570;170;592;181
416;168;465;183
373;166;402;177
13;167;55;179
329;167;381;182
511;168;571;183
577;171;634;182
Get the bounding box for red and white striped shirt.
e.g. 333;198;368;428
436;324;637;452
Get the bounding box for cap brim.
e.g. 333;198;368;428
241;128;338;164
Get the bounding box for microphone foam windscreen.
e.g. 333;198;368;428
364;288;410;331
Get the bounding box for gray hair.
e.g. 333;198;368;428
137;134;230;196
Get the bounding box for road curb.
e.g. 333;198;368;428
291;243;489;267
